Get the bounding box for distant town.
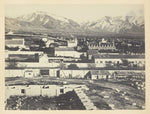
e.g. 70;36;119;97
5;30;145;110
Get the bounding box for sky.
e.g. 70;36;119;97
5;4;144;23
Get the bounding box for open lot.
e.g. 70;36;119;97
5;77;145;110
6;91;85;110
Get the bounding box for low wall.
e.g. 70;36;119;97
5;85;84;99
5;69;59;77
60;70;89;78
5;69;24;77
17;62;60;68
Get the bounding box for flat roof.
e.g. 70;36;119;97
55;47;74;51
5;39;24;45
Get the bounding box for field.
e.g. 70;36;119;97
5;77;145;110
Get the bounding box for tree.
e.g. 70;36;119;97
68;64;79;69
39;39;46;49
80;54;88;62
121;59;129;66
7;60;18;69
59;63;66;69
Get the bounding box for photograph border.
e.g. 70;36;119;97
0;0;150;114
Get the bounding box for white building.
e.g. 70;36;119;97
5;51;43;59
5;38;25;48
5;84;86;99
67;38;77;47
90;70;110;80
39;54;49;63
46;39;55;47
93;54;145;67
5;67;60;78
55;47;84;58
88;38;116;50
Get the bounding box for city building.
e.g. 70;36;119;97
55;47;84;58
90;70;110;80
88;38;116;51
5;38;25;48
67;38;78;47
59;69;89;78
93;54;145;67
113;71;145;80
5;51;42;62
5;67;60;78
87;49;99;60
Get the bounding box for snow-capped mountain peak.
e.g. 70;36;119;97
82;16;144;33
17;11;69;23
5;12;144;35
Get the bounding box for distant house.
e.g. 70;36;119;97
55;47;84;58
114;71;145;80
5;67;60;78
67;38;78;47
88;38;116;51
87;49;99;60
5;38;25;48
59;69;89;79
47;56;81;63
39;54;49;63
45;39;55;47
30;45;40;51
59;69;111;80
90;70;110;80
5;51;41;62
93;54;145;68
24;70;34;78
48;57;63;63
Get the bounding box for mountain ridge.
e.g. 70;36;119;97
5;11;144;36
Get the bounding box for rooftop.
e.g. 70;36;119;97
55;47;75;51
5;39;24;45
87;49;99;55
90;70;110;75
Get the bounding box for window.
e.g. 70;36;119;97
28;73;31;75
21;89;25;94
96;60;99;63
60;89;64;94
40;70;49;75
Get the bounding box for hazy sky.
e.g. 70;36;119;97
5;4;144;23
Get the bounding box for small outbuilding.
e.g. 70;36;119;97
90;70;110;80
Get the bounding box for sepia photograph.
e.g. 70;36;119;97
3;2;147;111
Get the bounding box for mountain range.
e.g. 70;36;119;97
5;11;144;36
